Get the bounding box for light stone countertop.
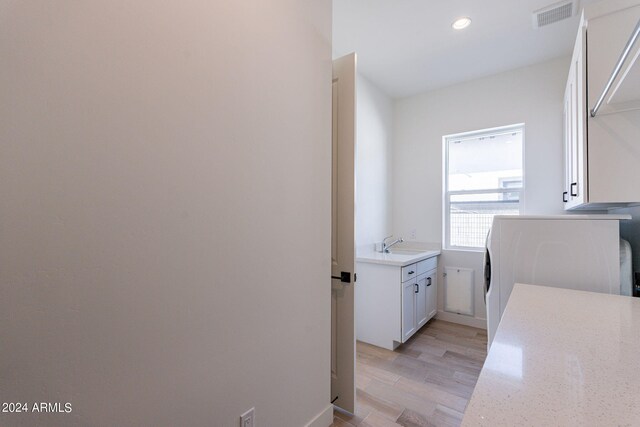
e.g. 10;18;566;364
356;249;440;267
462;283;640;427
492;214;631;220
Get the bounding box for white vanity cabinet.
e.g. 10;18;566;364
356;252;439;350
563;4;640;209
404;269;437;342
401;277;418;342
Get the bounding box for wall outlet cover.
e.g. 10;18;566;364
240;407;255;427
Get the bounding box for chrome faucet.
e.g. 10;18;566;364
381;235;404;253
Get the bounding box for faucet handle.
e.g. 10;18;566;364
378;235;394;253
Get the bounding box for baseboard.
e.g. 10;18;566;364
305;403;334;427
436;310;487;329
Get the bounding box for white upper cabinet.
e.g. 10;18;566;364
563;14;587;209
564;3;640;210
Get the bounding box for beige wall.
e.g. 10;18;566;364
392;57;569;326
0;1;332;426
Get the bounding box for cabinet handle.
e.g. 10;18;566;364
415;284;419;293
563;191;568;203
427;277;432;287
571;182;578;197
408;271;415;275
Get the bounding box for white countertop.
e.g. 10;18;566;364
356;249;440;267
492;214;631;220
462;284;640;427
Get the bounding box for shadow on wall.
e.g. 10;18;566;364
615;206;640;295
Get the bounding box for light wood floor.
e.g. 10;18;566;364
332;319;487;427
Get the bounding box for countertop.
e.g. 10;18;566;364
492;214;631;220
462;284;640;426
356;249;440;267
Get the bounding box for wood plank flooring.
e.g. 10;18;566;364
332;319;487;427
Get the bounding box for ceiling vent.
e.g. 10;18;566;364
532;1;577;29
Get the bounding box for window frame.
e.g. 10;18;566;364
442;124;525;252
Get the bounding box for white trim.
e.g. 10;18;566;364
448;188;520;196
304;404;334;427
521;125;527;213
436;310;487;330
444;123;524;141
445;247;485;253
442;135;450;251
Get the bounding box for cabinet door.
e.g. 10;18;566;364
563;78;573;206
565;14;587;210
562;84;571;208
571;25;586;207
426;270;437;320
401;278;417;342
416;274;428;328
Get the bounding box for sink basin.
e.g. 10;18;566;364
386;249;426;255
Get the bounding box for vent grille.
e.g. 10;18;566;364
533;1;575;28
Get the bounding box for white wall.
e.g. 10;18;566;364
356;75;394;250
392;57;569;327
0;2;332;426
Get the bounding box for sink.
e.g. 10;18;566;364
386;249;426;255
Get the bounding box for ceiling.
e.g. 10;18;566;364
333;0;599;98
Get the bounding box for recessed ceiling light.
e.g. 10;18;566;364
452;17;472;30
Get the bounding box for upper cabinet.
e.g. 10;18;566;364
563;14;587;209
563;3;640;210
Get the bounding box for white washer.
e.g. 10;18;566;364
484;214;631;349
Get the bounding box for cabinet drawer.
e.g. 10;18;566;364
402;263;417;282
417;257;437;275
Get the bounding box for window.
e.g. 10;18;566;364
444;124;524;250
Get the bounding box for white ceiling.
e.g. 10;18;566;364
333;0;599;98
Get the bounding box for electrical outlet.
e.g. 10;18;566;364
240;408;255;427
410;228;417;240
